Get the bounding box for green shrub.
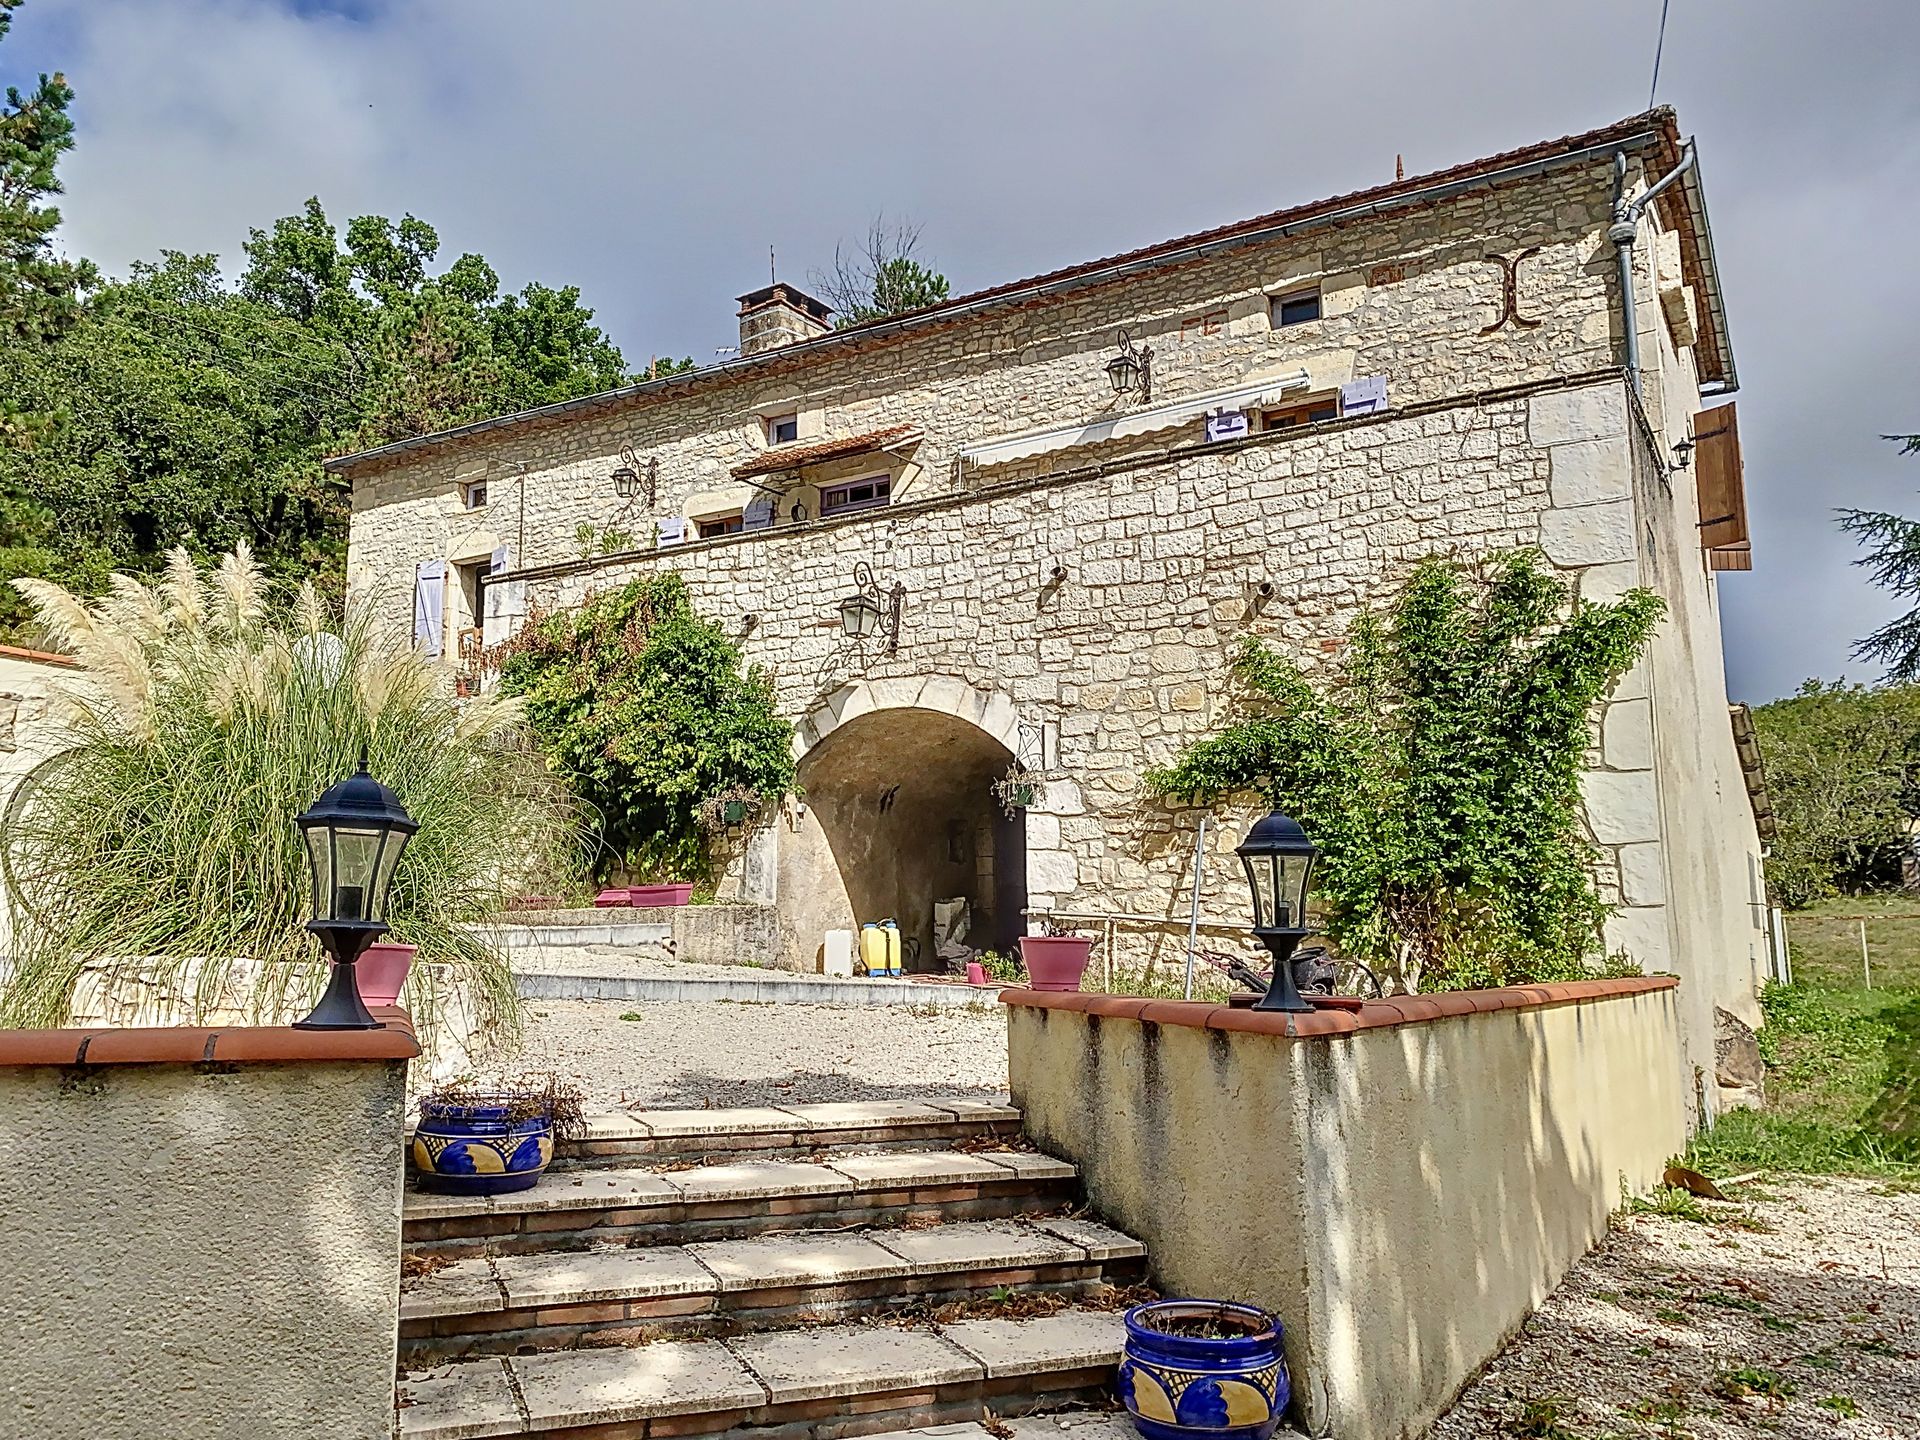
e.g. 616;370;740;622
1147;552;1662;991
497;574;794;882
1;545;579;1049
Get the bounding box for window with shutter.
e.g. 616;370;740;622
412;560;446;658
1692;402;1750;569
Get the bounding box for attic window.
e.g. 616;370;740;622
1271;289;1321;327
766;413;799;445
820;475;891;517
1263;398;1338;431
461;480;489;510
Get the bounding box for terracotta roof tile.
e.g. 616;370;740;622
731;425;922;479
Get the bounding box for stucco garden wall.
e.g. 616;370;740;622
1005;979;1687;1440
0;1017;417;1440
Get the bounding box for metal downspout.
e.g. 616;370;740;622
1610;143;1696;396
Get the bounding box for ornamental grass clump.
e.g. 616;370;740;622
1147;551;1664;992
0;544;581;1051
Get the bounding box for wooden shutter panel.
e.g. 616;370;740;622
1693;402;1748;558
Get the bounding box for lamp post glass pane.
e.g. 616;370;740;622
839;593;880;640
1242;851;1313;931
304;826;334;925
330;825;385;923
1106;352;1138;396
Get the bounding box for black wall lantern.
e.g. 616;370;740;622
838;560;905;654
1236;807;1319;1013
1105;329;1153;405
611;449;657;505
293;755;420;1030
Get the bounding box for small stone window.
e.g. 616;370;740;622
461;479;489;510
1270;289;1321;328
697;512;745;539
766;413;799;445
1262;398;1338;431
819;474;891;517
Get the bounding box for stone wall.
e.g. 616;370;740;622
0;1015;417;1440
1005;980;1688;1440
344;152;1667;641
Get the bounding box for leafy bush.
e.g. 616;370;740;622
1749;681;1920;907
0;545;579;1049
496;574;794;881
1147;552;1662;991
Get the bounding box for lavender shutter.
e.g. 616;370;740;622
1339;376;1389;415
656;517;688;547
742;496;776;531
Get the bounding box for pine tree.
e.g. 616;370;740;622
0;0;96;447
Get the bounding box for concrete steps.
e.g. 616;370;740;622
401;1216;1147;1363
552;1098;1022;1168
405;1147;1081;1256
397;1098;1161;1440
397;1308;1128;1439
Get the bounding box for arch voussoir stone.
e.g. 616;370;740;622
794;674;1023;760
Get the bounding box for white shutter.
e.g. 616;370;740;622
413;560;446;657
482;547;524;646
656;517;689;548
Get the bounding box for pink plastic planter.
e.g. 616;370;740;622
593;889;630;908
1019;935;1093;992
630;883;694;908
354;942;417;1008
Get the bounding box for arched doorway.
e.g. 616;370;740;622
778;682;1027;973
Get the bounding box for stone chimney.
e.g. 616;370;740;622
736;282;833;357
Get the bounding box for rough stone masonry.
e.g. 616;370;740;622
332;110;1764;1109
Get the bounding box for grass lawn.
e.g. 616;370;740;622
1688;895;1920;1179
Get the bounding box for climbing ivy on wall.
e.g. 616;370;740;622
1146;552;1665;992
496;574;795;882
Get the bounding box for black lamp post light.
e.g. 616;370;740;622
293;756;420;1031
1105;329;1153;405
838;560;905;654
1236;807;1320;1014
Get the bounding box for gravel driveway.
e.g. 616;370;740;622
1432;1175;1919;1438
506;997;1010;1108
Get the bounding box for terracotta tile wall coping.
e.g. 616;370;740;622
0;1007;419;1066
1000;976;1678;1039
0;642;79;668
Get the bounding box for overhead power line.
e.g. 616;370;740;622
1649;0;1674;110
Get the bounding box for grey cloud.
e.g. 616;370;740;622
13;0;1919;700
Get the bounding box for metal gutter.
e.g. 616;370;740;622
324;131;1666;476
1673;144;1738;394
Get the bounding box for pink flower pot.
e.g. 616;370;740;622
965;961;988;986
1019;935;1093;992
355;942;417;1008
593;888;631;908
630;883;694;908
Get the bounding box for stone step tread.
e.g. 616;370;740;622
402;1218;1145;1321
572;1096;1020;1143
398;1308;1126;1438
405;1148;1075;1223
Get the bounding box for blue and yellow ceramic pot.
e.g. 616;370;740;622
1119;1300;1291;1440
411;1097;554;1195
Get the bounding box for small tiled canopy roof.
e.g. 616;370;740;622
731;425;922;480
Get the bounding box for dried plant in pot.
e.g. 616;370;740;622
1120;1299;1291;1440
411;1075;586;1195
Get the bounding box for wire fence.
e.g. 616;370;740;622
1778;906;1920;992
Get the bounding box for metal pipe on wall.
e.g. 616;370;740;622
1610;143;1696;396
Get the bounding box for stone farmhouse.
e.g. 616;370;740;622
334;109;1766;1090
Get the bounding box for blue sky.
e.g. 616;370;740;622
7;0;1918;704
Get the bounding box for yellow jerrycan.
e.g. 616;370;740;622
859;923;887;977
881;919;903;976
